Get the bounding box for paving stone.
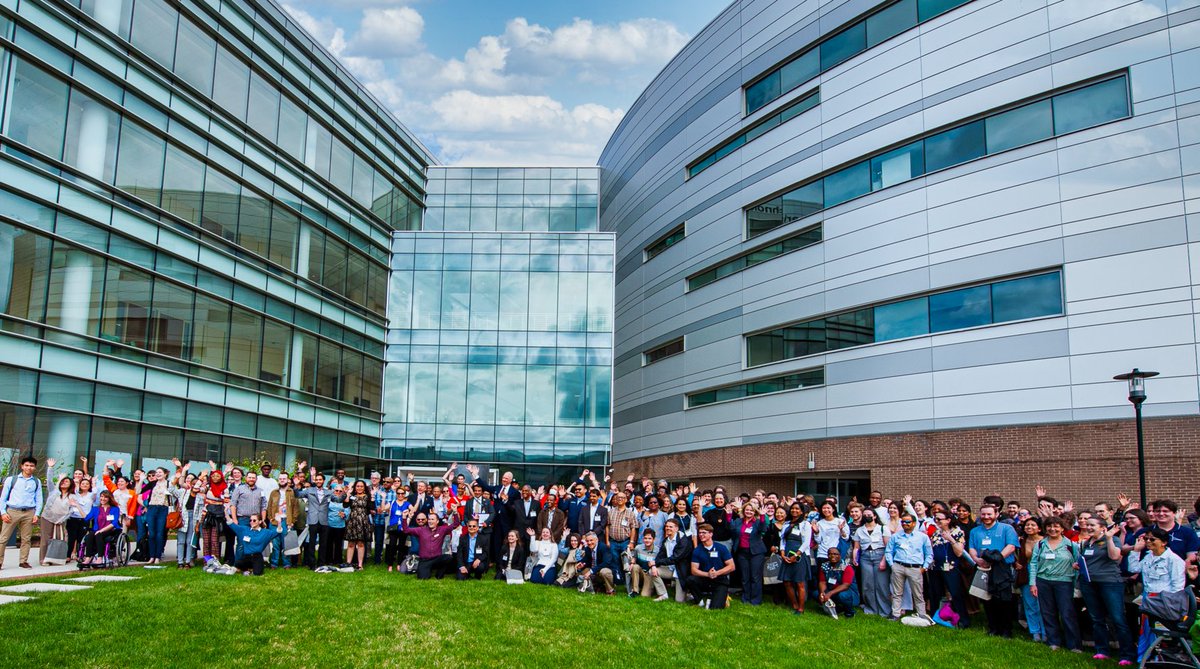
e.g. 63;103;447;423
0;594;32;605
68;575;139;583
0;582;92;593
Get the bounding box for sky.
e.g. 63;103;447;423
281;0;730;166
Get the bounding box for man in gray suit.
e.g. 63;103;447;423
296;470;331;568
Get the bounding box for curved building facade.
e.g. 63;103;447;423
0;0;427;479
600;0;1200;502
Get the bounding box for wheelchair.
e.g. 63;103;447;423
76;527;131;569
1141;590;1199;669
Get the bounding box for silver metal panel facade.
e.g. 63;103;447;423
600;0;1200;463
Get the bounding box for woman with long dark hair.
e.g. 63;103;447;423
779;502;812;614
200;469;228;562
344;480;372;570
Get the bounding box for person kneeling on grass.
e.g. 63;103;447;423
817;546;859;619
688;523;734;609
579;531;618;594
226;511;286;576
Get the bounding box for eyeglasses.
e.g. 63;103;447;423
901;520;915;525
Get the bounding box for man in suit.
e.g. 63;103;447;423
513;485;541;547
468;465;518;560
455;518;489;579
579;531;618;594
463;484;495;550
536;491;567;541
579;488;609;542
405;474;434;515
296;470;331;569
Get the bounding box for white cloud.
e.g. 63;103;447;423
284;5;687;164
350;7;425;57
503;17;689;67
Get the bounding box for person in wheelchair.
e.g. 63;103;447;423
1128;527;1197;667
80;490;123;568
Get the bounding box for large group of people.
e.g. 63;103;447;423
2;456;1198;664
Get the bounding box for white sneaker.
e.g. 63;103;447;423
654;594;669;602
699;598;710;609
824;599;838;620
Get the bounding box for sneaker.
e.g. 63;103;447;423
699;598;710;609
1092;654;1110;661
1049;646;1060;651
1118;661;1133;666
653;594;669;602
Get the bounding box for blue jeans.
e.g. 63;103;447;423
176;516;197;565
833;586;860;613
1079;580;1135;662
135;512;149;547
234;517;252;561
531;564;558;584
1021;584;1044;638
1036;578;1080;650
144;505;168;560
373;524;386;564
270;531;286;567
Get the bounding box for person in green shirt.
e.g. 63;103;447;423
1029;517;1081;652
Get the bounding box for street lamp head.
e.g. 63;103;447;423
1113;368;1159;405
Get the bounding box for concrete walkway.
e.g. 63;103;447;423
1;541;180;580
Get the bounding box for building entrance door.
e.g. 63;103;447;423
795;473;870;507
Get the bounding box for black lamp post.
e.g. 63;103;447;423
1112;368;1158;508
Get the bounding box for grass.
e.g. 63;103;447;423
0;567;1111;669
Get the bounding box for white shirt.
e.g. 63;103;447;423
257;476;279;496
815;518;849;558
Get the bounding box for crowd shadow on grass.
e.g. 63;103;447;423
0;568;1102;669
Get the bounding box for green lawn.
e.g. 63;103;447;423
1;567;1106;668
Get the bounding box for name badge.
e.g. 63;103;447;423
476;548;483;555
827;577;837;585
1045;552;1056;560
242;536;250;543
1084;549;1095;556
621;520;629;527
981;538;992;546
708;550;718;558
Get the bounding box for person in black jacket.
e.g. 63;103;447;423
495;530;527;581
512;485;541;548
456;518;490;580
653;518;693;602
730;505;769;605
580;531;618;594
703;492;734;550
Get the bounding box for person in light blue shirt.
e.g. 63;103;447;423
1128;527;1188;595
0;457;44;569
968;505;1020;637
884;514;932;620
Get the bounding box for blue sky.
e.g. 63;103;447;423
282;0;730;165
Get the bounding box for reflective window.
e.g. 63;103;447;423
744;0;977;115
212;46;249;121
985;100;1052;153
689;225;821;291
268;207;298;269
824;161;871;207
688;368;824;408
929;284;991;332
4;59;69;160
277;95;307;163
227;306;262;380
115;120;165;205
691;89;819;178
870;141;923;190
991;272;1062;322
867;0;917;47
63;90;120;182
820;22;866;71
746;272;1063;365
246;71;280;142
874;297;928;342
745;76;1130;238
924;120;985;173
236;193;271;259
644;225;685;261
174;16;215;95
201;168;240;243
129;0;178;69
644;338;683;365
1052;76;1130;135
161;144;204;226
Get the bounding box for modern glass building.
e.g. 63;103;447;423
383;167;613;482
0;0;428;479
600;0;1200;504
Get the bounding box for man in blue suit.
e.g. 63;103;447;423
580;531;618;594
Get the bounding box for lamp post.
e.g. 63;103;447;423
1112;368;1158;509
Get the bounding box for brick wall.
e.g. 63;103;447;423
615;417;1200;508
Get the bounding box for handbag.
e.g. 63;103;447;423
969;566;992;600
166;511;183;530
43;524;70;565
399;554;419;574
284;527;308;556
763;553;783;585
